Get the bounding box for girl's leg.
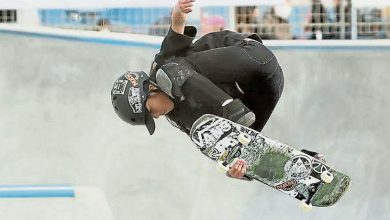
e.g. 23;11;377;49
186;40;284;131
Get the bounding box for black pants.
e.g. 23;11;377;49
185;39;284;131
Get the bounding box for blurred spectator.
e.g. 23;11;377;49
96;18;111;32
309;0;353;39
358;8;387;39
262;7;292;40
201;14;226;34
235;5;292;40
274;0;292;21
236;6;259;33
334;0;352;39
309;0;329;39
371;8;387;38
385;6;390;38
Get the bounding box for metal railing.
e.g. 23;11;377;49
5;2;389;40
0;10;17;23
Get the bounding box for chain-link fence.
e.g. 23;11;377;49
234;1;389;40
3;1;389;40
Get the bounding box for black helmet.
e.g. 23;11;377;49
111;71;155;135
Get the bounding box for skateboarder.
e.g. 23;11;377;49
112;0;317;180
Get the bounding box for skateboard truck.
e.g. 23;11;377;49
216;133;251;173
299;171;334;211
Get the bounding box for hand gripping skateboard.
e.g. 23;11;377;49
190;114;350;210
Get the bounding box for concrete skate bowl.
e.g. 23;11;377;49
1;26;390;220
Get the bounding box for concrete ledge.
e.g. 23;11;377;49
1;24;390;50
0;24;162;49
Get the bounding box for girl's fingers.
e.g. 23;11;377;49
180;3;193;9
179;0;195;4
228;159;247;178
182;8;192;14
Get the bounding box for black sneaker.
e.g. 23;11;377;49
301;149;326;162
222;99;256;127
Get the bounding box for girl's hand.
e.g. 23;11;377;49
228;159;247;179
174;0;195;14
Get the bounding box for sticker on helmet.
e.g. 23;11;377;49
128;87;142;113
112;80;128;95
125;72;139;87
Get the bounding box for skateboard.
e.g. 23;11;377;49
190;114;350;209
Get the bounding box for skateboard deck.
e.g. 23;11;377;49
190;114;350;208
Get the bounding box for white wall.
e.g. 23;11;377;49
16;9;40;26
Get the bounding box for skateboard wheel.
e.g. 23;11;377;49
321;171;334;183
238;133;251;145
299;200;313;211
216;161;229;173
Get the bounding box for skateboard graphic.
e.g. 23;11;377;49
190;114;350;209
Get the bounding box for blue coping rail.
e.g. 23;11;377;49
1;28;390;51
0;185;75;198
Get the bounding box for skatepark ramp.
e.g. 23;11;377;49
1;24;390;220
0;185;114;220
